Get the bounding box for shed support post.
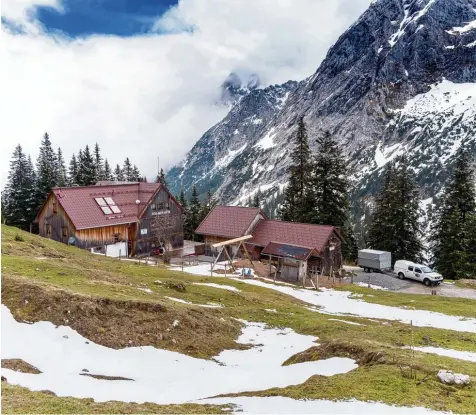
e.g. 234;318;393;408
269;256;272;279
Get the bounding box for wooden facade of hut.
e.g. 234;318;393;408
35;182;184;257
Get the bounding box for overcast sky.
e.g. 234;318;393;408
1;0;371;184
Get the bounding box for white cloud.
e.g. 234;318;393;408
0;0;371;185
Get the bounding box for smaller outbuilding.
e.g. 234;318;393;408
195;205;343;282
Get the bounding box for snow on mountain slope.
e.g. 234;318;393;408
167;0;476;217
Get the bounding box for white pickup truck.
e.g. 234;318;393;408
394;260;443;286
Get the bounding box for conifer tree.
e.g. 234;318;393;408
279;116;312;221
68;154;78;186
131;165;141;182
368;158;423;264
76;150;85;185
311;131;349;226
188;186;201;241
3;145;37;227
178;190;192;239
368;165;395;252
80;145;96;186
103;159;113;181
93;143;104;181
432;148;476;279
390;158;423;263
157;168;167;186
122;158;133;181
114;164;124;181
200;189;217;222
253;190;261;208
56;147;67;187
35;132;58;208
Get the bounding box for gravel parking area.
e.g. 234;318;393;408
346;267;476;299
350;270;413;291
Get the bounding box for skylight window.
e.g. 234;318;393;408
95;197;121;215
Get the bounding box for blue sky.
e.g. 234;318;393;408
34;0;179;36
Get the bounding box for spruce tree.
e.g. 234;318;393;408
76;150;85;185
311;131;349;226
368;165;395;252
103;159;113;181
93;143;104;181
122;158;133;181
114;164;124;181
131;165;141;182
253;190;261;208
68;154;78;186
368;158;423;264
35;132;58;209
57;147;67;187
279;116;312;221
390;158;424;263
200;189;217;222
157;168;167;187
80;145;96;186
3;145;37;227
432;148;476;279
188;186;201;241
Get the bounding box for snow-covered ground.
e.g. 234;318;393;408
193;282;241;292
410;346;476;363
1;305;357;405
240;279;476;334
198;396;447;414
175;265;476;333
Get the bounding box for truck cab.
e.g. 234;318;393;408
394;260;443;286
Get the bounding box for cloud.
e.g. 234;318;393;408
1;0;371;185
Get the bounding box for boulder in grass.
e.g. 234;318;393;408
437;370;470;385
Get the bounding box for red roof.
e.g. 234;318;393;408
195;206;264;239
43;183;173;230
248;219;338;253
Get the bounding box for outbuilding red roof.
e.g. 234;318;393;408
248;219;338;253
43;183;169;230
195;206;264;239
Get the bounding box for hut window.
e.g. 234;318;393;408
151;203;157;211
114;233;120;242
53;201;58;214
62;227;68;237
46;224;51;236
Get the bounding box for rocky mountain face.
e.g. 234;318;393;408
218;72;262;106
168;0;476;220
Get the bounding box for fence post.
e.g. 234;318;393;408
210;262;213;277
119;249;121;260
225;263;227;277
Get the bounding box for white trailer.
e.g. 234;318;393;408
358;249;392;272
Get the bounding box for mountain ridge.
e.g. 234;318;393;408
168;0;476;220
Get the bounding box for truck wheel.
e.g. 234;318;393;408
424;279;431;287
398;273;405;280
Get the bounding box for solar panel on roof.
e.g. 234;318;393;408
101;206;113;215
104;197;116;206
95;197;107;206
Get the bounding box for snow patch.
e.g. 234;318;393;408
1;305;357;404
198;396;446;414
254;128;277;150
193;283;241;292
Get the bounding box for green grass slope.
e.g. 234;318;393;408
2;226;476;414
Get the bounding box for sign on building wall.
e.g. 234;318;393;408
140;228;148;236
